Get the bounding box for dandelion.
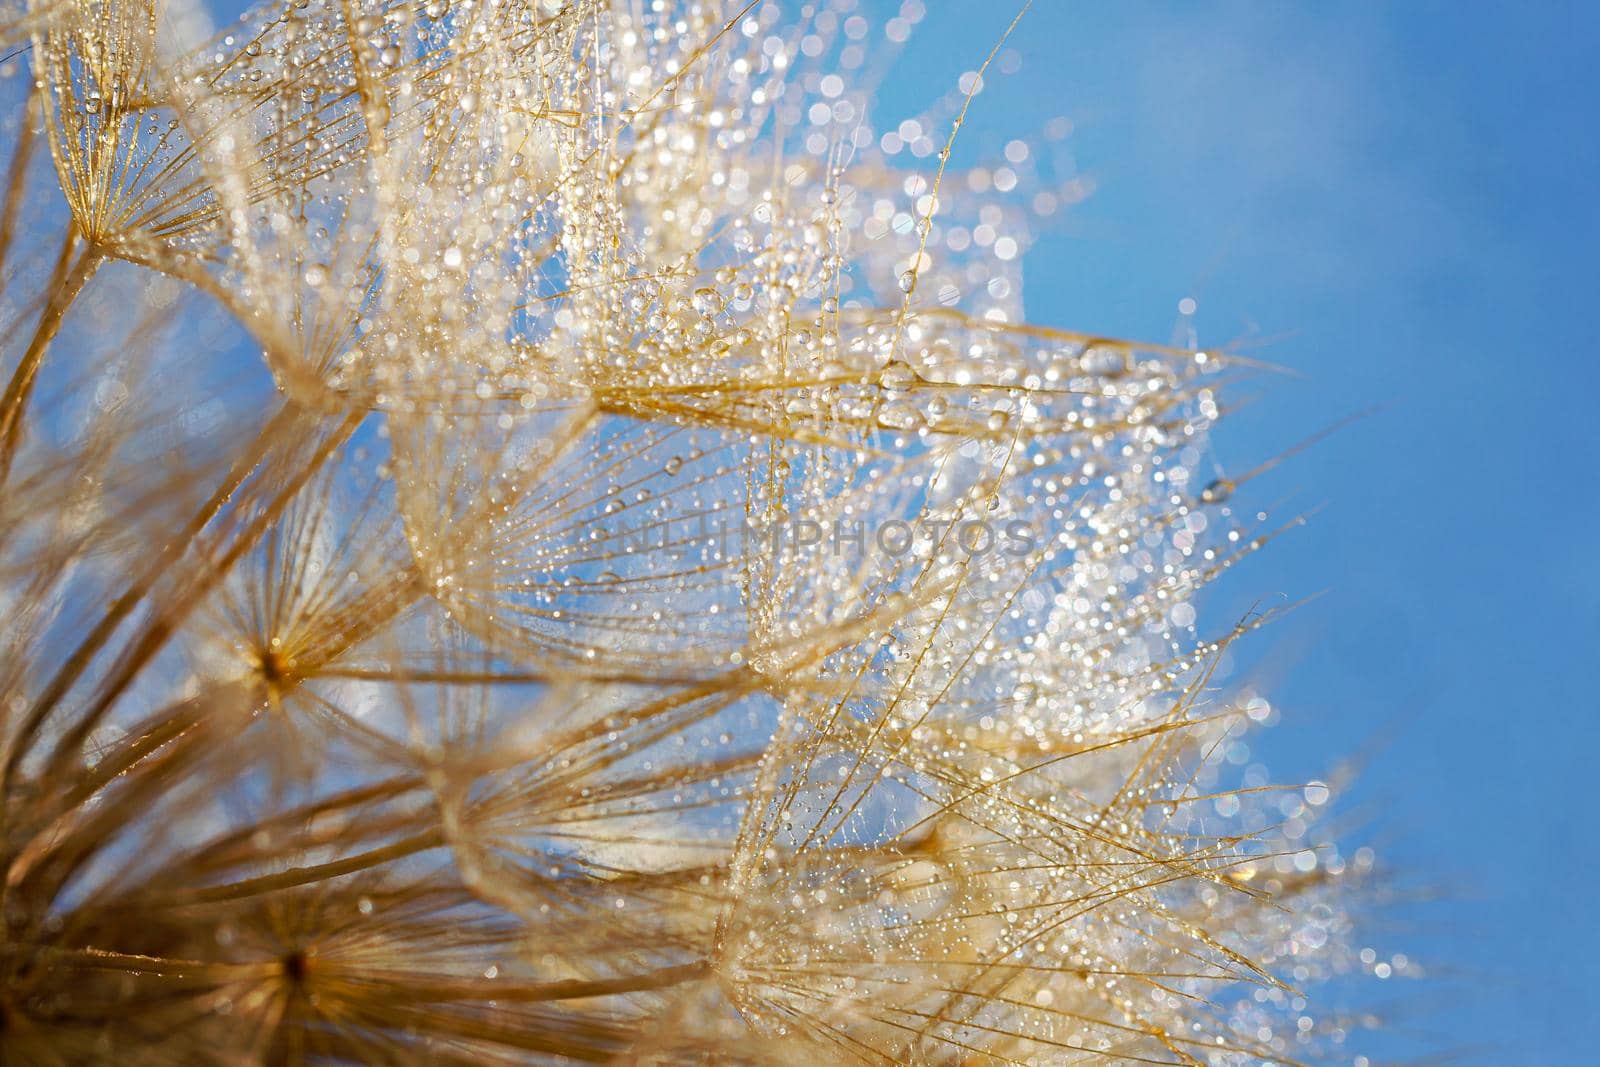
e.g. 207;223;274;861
0;0;1405;1063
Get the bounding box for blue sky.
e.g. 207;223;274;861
872;0;1599;1058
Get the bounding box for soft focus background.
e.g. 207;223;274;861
866;0;1597;1060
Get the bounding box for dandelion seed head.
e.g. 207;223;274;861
0;0;1405;1062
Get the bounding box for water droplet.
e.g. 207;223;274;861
692;287;721;315
1081;345;1127;377
879;359;921;392
879;403;922;430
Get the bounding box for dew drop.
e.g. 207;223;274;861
691;287;721;315
879;359;921;392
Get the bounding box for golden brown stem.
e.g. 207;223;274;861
0;93;38;285
0;230;101;486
